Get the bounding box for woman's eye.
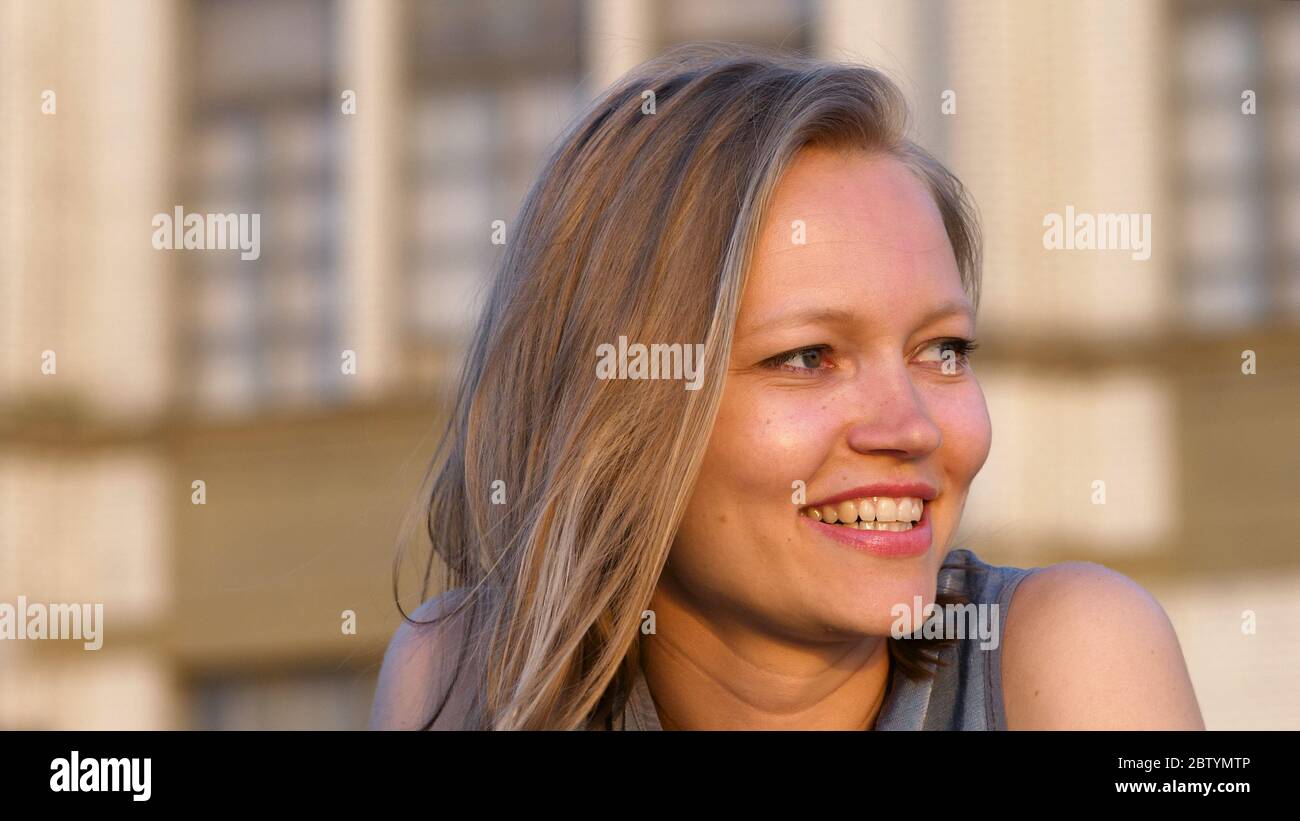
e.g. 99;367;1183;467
916;337;979;372
764;345;833;374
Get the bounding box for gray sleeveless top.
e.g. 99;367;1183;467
614;547;1040;731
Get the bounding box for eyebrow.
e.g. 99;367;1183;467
741;299;973;337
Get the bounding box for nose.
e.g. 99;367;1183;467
844;361;942;459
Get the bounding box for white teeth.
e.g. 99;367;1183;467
857;498;876;522
804;496;925;526
837;499;858;524
908;498;924;522
868;519;909;532
875;497;898;522
853;521;914;532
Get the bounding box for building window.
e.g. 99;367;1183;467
183;0;343;415
191;669;375;729
404;0;583;370
1174;1;1300;326
657;0;814;51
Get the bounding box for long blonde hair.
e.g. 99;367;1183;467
396;43;982;730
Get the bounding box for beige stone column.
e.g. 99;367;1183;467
339;0;402;399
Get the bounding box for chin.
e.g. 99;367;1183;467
812;572;938;639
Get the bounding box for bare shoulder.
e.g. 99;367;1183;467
1001;561;1205;730
369;587;475;730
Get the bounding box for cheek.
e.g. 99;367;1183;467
687;383;838;527
935;381;992;485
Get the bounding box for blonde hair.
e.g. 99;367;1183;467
396;43;982;730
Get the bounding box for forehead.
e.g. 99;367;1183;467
738;148;967;334
760;148;948;252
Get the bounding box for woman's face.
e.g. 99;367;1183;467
668;147;991;641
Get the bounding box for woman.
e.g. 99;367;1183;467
370;44;1204;731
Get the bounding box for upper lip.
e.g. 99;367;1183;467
802;481;938;508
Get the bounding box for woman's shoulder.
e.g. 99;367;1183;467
998;559;1205;729
369;587;477;730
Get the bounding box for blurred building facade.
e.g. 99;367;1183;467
1;0;1297;729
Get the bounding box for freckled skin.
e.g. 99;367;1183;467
642;148;993;729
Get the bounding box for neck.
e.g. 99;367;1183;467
639;571;892;730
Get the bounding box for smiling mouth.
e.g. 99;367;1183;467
798;496;925;532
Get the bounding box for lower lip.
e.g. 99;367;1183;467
800;504;933;558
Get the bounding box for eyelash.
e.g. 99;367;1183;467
761;338;980;375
